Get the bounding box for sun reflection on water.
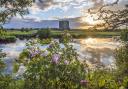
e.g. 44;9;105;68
80;38;121;49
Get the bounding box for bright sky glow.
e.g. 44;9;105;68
2;0;128;29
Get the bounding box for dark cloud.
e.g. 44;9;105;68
35;0;91;11
34;0;128;12
35;0;59;10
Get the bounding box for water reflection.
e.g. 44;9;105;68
0;38;121;73
76;38;120;68
80;38;120;49
0;39;27;74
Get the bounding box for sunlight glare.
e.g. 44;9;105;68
81;16;96;25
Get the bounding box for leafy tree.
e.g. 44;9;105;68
88;0;128;30
0;0;33;24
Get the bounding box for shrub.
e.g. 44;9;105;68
19;32;87;89
115;43;128;75
0;36;16;43
37;29;52;39
120;29;128;41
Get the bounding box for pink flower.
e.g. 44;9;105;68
29;49;41;58
52;54;60;64
80;80;88;86
64;60;69;65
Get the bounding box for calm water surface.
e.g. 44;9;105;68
0;38;121;74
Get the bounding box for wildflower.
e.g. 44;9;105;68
29;50;35;58
52;54;60;64
80;80;88;86
29;49;41;58
64;60;69;65
41;51;48;57
48;44;53;49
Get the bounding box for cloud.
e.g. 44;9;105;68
29;4;43;14
31;0;128;14
34;0;93;11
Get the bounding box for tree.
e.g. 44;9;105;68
88;0;128;30
0;0;33;24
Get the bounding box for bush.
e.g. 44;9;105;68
37;29;52;39
120;29;128;41
0;31;128;89
16;32;128;89
115;43;128;75
19;32;87;89
0;36;16;43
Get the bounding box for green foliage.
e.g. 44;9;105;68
0;29;16;43
0;49;6;72
59;30;72;43
0;31;128;89
0;0;33;23
0;75;12;89
37;29;52;39
0;49;13;89
18;32;87;89
13;63;20;73
13;32;128;89
86;70;117;89
0;36;16;43
0;28;37;43
115;43;128;75
85;69;128;89
39;39;52;44
121;29;128;41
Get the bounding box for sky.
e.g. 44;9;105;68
3;0;128;29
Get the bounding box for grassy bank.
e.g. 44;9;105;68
50;30;121;38
0;29;121;44
0;36;16;43
6;30;37;39
0;29;37;43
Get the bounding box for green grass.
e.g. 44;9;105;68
50;30;121;38
6;30;37;36
0;30;37;43
0;36;16;43
4;29;121;39
1;29;121;41
85;31;120;38
6;30;37;39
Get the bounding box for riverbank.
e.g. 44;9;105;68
0;29;121;44
51;30;120;38
0;30;37;44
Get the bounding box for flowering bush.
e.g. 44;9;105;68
0;31;127;89
16;32;128;89
19;32;87;89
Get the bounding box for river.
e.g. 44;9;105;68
0;38;121;74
